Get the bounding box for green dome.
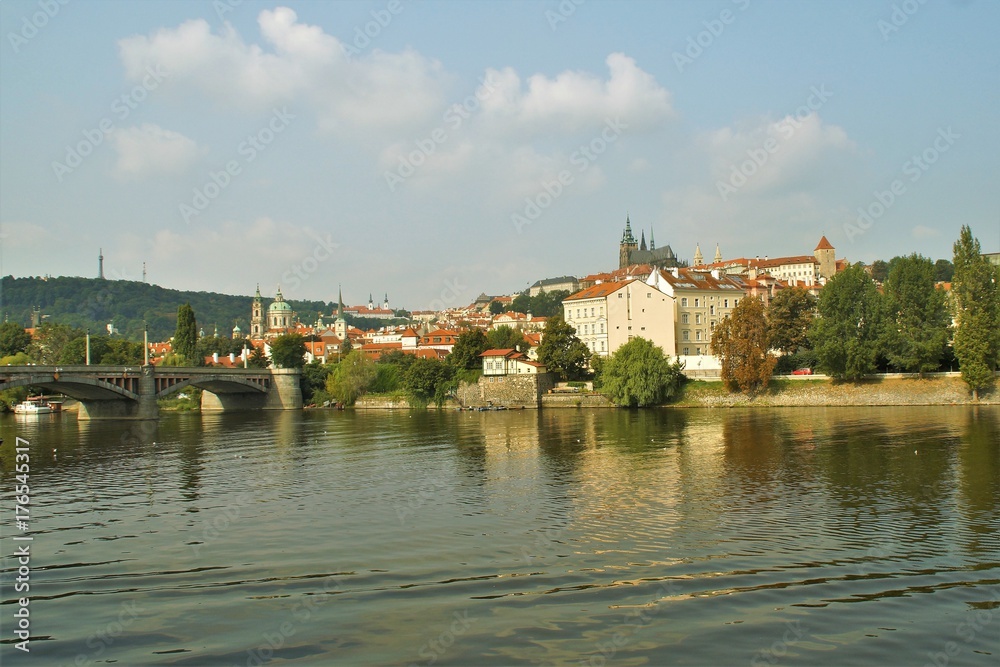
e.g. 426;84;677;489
268;300;292;312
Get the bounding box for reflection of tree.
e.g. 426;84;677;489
957;408;999;556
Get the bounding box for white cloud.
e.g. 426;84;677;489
117;7;447;136
478;53;673;135
704;113;855;195
112;123;201;178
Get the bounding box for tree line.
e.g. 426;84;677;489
711;226;999;398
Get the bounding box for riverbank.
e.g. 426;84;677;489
672;375;998;407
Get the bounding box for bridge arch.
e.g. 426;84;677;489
155;374;269;399
1;375;139;401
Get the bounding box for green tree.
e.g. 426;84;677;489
0;322;31;358
269;333;307;369
712;296;776;395
403;357;455;405
28;322;83;364
869;260;889;283
301;360;334;404
810;263;883;380
486;325;527;351
246;346;270;369
536;314;590;380
952;226;999;399
488;300;504;315
934;258;955;283
767;287;816;354
448;329;489;369
880;253;950;375
600;337;685;407
173;303;198;364
326;350;376;405
101;338;144;365
510;292;531;314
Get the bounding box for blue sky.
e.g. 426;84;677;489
2;0;998;311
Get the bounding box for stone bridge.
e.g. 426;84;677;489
0;365;302;420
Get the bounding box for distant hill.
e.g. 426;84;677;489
0;276;335;342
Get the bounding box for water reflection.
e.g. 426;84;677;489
0;406;996;667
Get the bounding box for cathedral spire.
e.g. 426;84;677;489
337;285;344;319
649;229;655;250
639;230;647;252
621;213;637;245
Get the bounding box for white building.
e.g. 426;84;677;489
562;278;676;359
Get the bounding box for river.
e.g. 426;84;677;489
1;406;998;666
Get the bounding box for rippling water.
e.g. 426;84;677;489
1;406;998;666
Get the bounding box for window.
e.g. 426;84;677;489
683;347;690;355
710;321;716;330
647;293;651;298
694;298;700;307
681;297;688;307
681;313;689;324
724;299;729;308
682;331;689;341
696;347;702;355
696;331;702;341
600;307;604;317
618;293;624;299
710;305;715;315
601;341;605;351
734;298;740;306
641;326;646;331
590;307;595;317
695;314;701;324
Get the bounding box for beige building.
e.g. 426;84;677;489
563;279;675;359
646;269;745;356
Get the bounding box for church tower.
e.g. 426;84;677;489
619;214;638;269
251;284;264;339
714;243;723;264
639;230;647;252
693;244;704;267
383;293;390;311
814;236;836;280
334;285;347;340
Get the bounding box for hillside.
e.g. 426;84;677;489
0;276;335;342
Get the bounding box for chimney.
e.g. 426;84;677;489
670;267;679;278
212;352;219;364
711;269;721;279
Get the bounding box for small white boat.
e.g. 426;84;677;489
13;397;56;414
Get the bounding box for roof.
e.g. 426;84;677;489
530;276;578;288
815;235;835;251
564;280;635;301
481;348;518;357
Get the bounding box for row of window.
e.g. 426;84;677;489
571;306;605;319
679;297;738;308
579;322;605;335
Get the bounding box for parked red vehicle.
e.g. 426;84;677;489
791;368;813;375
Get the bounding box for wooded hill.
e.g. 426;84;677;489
0;276;337;342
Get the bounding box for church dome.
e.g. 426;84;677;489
268;300;292;312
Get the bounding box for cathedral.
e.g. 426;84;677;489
250;285;298;340
618;215;681;270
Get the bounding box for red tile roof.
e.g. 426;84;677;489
815;235;835;250
565;280;635;301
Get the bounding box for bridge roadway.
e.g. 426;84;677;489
0;365;302;420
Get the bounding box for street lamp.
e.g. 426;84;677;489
85;328;91;366
143;321;149;366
